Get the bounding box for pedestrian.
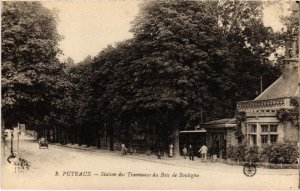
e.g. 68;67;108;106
212;154;218;163
199;144;208;162
121;143;127;155
188;145;194;161
169;143;173;157
182;145;187;159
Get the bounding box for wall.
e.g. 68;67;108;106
241;116;299;147
283;122;299;142
226;129;238;147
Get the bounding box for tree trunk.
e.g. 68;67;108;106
58;127;61;143
66;126;70;144
64;127;67;144
50;127;54;142
53;127;56;142
2;118;6;167
71;126;75;145
97;128;101;148
55;126;59;143
109;123;114;151
173;126;180;158
41;128;44;138
124;121;129;147
78;125;82;146
60;127;63;143
86;126;90;147
171;118;180;158
57;127;60;143
47;126;50;141
104;122;107;148
145;122;151;155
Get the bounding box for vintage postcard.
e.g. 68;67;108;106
1;0;300;190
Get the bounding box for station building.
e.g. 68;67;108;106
180;36;299;157
237;37;299;148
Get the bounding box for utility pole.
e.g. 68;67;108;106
200;107;203;124
17;122;20;156
260;76;263;93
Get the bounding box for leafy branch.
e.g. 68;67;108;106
234;111;246;140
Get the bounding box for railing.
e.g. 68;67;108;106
237;97;294;111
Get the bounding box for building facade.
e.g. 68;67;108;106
237;37;299;148
201;118;237;157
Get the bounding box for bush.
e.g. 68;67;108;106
245;146;259;162
227;145;259;162
261;143;299;164
227;144;246;161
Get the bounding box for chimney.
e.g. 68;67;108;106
285;40;290;58
283;35;298;78
292;35;297;58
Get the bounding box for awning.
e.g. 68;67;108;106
200;118;236;129
180;130;206;133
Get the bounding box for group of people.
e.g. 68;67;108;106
169;143;213;162
182;144;211;162
121;142;217;162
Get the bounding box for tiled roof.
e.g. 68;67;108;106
200;118;236;129
255;66;299;101
203;118;236;125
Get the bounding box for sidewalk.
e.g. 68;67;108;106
51;143;231;169
50;143;298;175
4;134;298;177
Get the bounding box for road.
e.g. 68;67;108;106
1;135;298;190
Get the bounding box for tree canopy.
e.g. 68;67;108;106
2;1;286;151
2;1;64;128
70;1;282;150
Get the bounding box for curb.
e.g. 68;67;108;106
49;144;248;174
225;160;299;169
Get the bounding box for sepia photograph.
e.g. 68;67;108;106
1;0;300;190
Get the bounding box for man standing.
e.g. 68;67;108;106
182;145;187;159
199;144;208;162
169;143;173;157
121;144;127;155
188;145;194;161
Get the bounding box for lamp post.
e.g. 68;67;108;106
10;130;14;154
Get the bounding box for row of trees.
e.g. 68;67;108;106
2;1;296;153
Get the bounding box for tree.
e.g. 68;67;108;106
129;1;282;152
128;1;229;154
79;1;281;154
90;42;140;150
2;2;63;130
15;1;282;154
203;1;281;120
280;2;299;32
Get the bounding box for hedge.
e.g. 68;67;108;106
261;143;299;164
227;145;259;162
227;143;299;164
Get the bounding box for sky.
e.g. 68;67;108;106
43;1;292;63
43;1;140;63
